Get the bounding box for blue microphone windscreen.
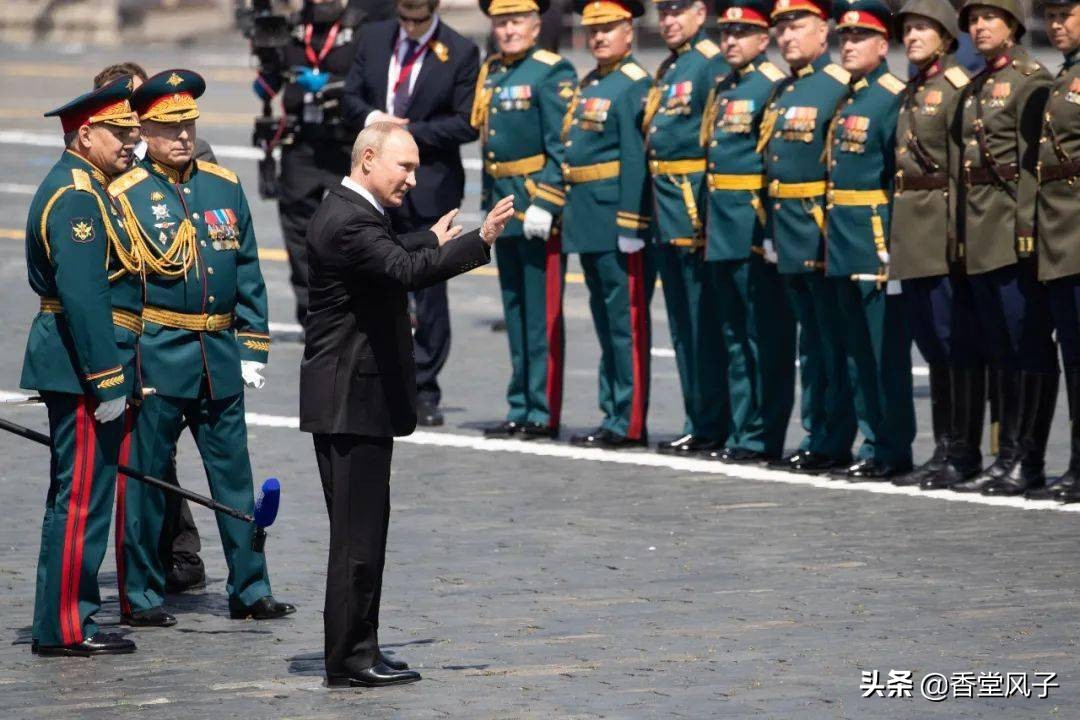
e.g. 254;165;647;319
254;477;281;528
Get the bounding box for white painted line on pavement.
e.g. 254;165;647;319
0;182;36;196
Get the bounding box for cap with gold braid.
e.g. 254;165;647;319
481;0;550;14
716;0;772;27
770;0;832;21
132;69;206;124
833;0;892;35
44;75;139;134
573;0;645;25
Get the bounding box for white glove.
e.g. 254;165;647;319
618;236;645;254
94;397;126;424
241;360;266;390
886;279;902;296
762;239;779;264
522;205;553;241
877;249;890;265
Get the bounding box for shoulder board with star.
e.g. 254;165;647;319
756;61;785;83
621;63;648;82
876;72;905;96
108;166;149;198
823;64;851;85
532;49;562;66
197;160;238;184
695;39;720;60
944;66;970;89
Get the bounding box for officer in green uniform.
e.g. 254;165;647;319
472;0;576;440
763;0;857;473
23;77;143;656
701;0;796;463
109;70;295;623
950;0;1057;496
644;0;730;456
563;0;655;448
824;0;915;479
1036;0;1080;501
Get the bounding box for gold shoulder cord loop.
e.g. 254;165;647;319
117;193;198;279
561;88;580;141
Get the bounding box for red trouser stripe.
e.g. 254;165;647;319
626;252;649;440
115;408;134;617
60;397;94;645
544;231;565;430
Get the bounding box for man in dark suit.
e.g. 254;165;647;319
342;0;481;427
300;122;513;687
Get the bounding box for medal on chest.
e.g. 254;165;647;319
205;208;240;250
498;85;533;111
839;115;870;154
988;80;1011;108
661;81;693;116
578;96;611;131
921;89;942;115
719;98;755;134
1068;77;1080;105
781;106;817;142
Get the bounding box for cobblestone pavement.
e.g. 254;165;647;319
0;41;1077;720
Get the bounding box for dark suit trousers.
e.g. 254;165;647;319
314;433;393;675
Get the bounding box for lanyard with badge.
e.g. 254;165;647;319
301;22;340;124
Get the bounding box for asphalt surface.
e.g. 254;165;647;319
0;37;1078;719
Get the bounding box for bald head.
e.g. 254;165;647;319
349;123;419;208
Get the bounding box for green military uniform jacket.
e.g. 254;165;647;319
561;54;653;253
1037;48;1080;282
703;53;785;261
477;45;577;231
890;55;970;280
21;150;142;402
763;53;851;275
825;63;904;277
108;158;270;399
644;30;729;247
954;46;1051;275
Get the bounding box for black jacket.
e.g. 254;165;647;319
342;18;479;220
299;183;490;436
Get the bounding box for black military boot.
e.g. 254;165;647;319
1050;368;1080;502
984;371;1058;496
921;366;985;490
895;364;951;486
952;369;1021;493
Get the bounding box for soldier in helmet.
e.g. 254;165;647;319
949;0;1057;496
1036;0;1080;501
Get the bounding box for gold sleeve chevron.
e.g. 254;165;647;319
85;365;125;390
534;183;566;207
237;331;272;354
616;210;650;231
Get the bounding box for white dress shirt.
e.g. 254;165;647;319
341;176;384;215
367;16;439;126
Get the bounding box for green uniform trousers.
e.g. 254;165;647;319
832;279;916;466
117;388;271;613
494;233;566;429
654;244;729;441
579;250;654;440
783;273;857;458
33;393;126;647
709;256;796;457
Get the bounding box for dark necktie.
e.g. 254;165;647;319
393;39;420;117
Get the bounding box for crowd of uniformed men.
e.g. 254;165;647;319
17;0;1080;658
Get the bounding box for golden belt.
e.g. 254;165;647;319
708;173;768;192
40;297;142;335
563;161;621;184
768;180;827;199
649;158;706;176
143;306;233;332
484;154;545;178
826;188;889;206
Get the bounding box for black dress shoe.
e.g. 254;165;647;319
37;632;136;657
708;447;773;464
950;466;1009;494
379;651;408;671
416;402;444;427
229;595;296;620
844;459;914;482
165;554;206;593
656;435;719;455
483;421;521;438
571;427;645;448
788;452;848;475
122;607;177;627
569;427;607;447
326;662;422;688
520;422;558;440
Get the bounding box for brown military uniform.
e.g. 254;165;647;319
1037;51;1080;282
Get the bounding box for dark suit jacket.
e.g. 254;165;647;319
342;18;479;222
299;183;490;437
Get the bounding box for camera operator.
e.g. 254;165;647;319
253;0;365;326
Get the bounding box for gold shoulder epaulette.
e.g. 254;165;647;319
532;49;561;66
824;64;851;85
944;66;970;89
621;63;648;82
695;39;720;59
1013;58;1042;77
757;61;785;83
877;72;905;95
71;168;93;193
108;166;149;197
197;160;238;184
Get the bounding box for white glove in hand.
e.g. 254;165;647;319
886;279;902;296
241;360;267;390
94;397;126;424
522;205;553;241
762;239;779;264
618;236;645;254
877;249;891;265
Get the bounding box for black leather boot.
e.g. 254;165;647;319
921;366;985;490
984;371;1058;496
1051;368;1080;502
951;369;1020;493
895;364;951;486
